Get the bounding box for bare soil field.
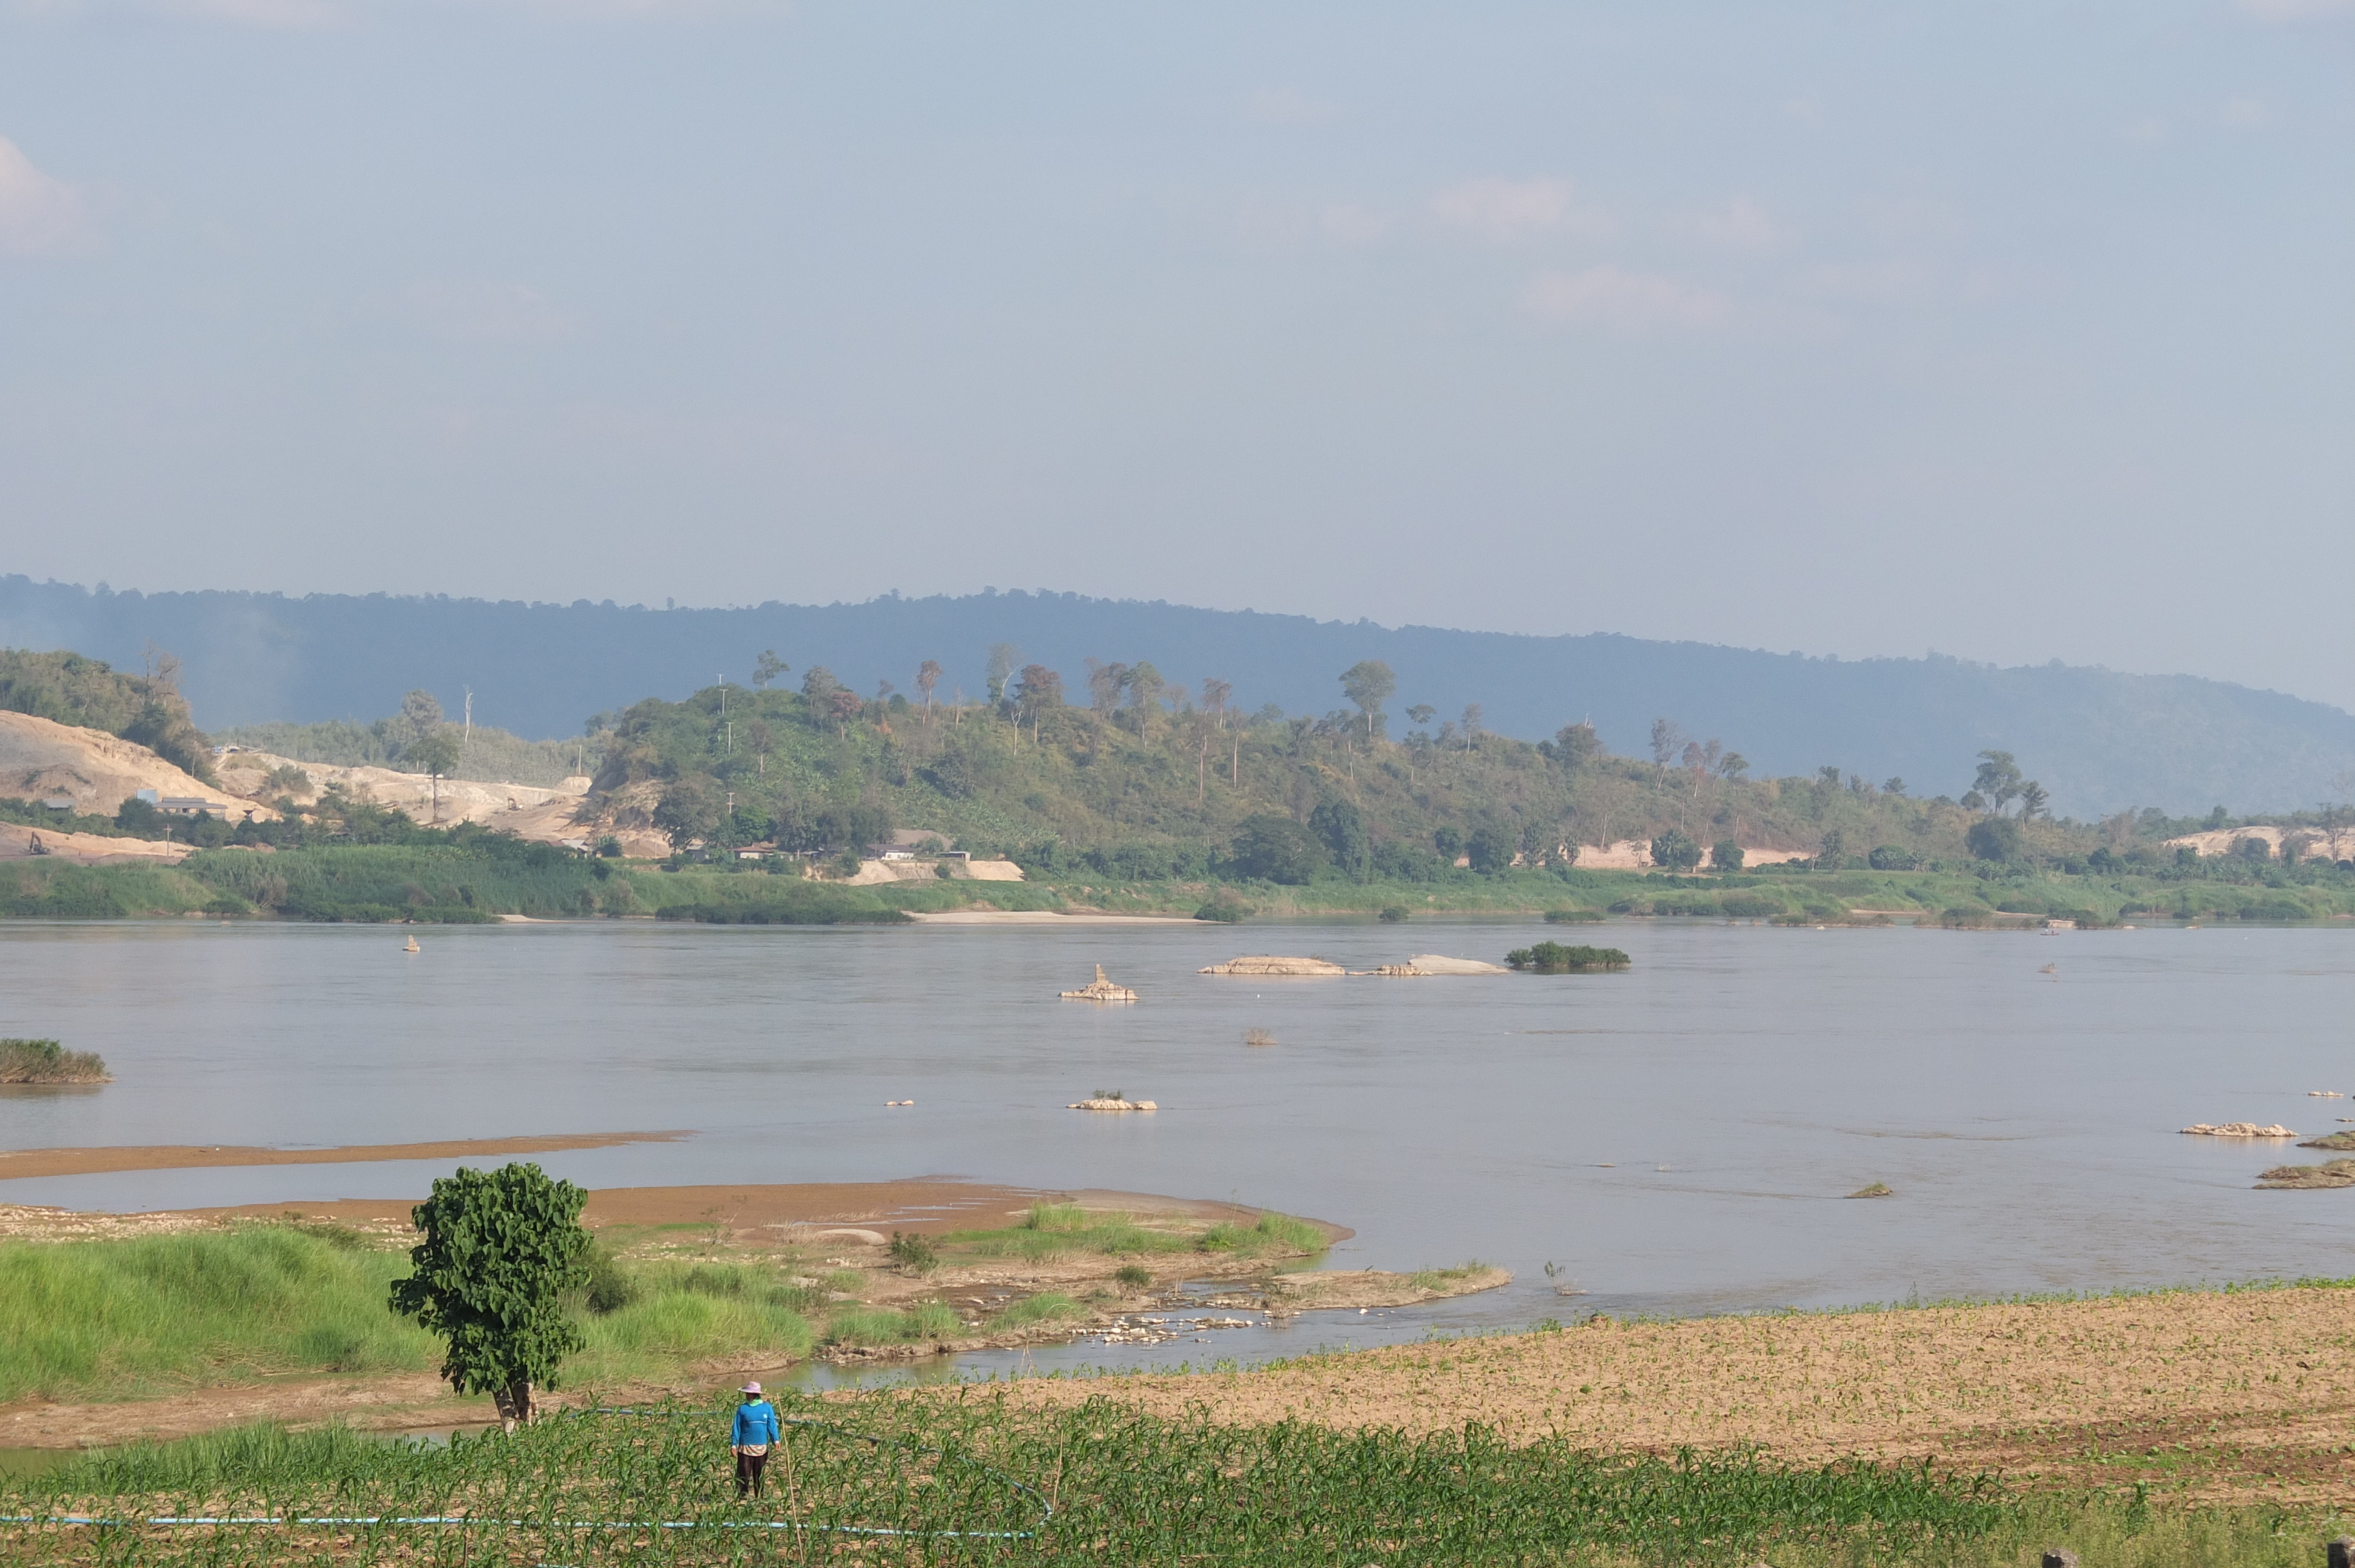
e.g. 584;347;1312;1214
993;1285;2355;1502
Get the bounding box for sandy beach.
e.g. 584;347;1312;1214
0;1131;691;1182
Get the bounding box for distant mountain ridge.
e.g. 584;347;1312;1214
2;576;2348;818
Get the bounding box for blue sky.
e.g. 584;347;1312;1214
2;1;2349;703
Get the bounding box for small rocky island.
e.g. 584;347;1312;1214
1060;965;1140;1002
1199;955;1346;976
1070;1091;1157;1112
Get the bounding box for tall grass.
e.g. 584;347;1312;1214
0;1235;839;1404
0;1229;434;1401
951;1204;1325;1264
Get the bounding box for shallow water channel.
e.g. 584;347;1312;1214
5;916;2354;1379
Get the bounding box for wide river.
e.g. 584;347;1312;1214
4;916;2353;1374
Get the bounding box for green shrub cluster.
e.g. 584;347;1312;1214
0;1038;109;1083
1505;942;1631;972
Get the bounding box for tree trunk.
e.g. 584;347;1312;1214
492;1380;535;1433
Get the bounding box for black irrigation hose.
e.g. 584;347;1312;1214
3;1406;1054;1541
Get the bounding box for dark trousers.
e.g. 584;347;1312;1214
735;1449;768;1497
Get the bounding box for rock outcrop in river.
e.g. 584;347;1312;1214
1060;965;1139;1002
1199;955;1346;976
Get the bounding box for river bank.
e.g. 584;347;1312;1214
0;1177;1485;1449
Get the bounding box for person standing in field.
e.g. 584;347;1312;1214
731;1381;781;1498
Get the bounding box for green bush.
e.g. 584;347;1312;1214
1504;942;1631;973
1543;908;1604;923
0;1037;108;1083
888;1231;940;1273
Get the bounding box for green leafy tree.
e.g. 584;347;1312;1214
1227;815;1328;884
1464;823;1515;875
1308;798;1371;878
388;1162;592;1431
654;773;723;849
1012;664;1063;742
1966;816;2024;862
2018;780;2049;822
1709;838;1744;871
1649;828;1701;871
751;650;788;690
400;689;445;747
1868;845;1920;871
1085;659;1130;716
985;643;1019;706
1546;722;1601;769
405;730;462;820
1338;660;1395;739
800;666;842;700
1972;751;2024;814
915;659;943;717
1816;827;1845;868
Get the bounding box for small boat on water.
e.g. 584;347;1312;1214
403;936;421;953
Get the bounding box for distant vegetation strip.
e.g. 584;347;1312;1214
9;845;2355;928
655;894;912;925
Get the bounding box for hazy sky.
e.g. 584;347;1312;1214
3;2;2349;702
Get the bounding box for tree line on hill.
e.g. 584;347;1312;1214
11;640;2355;898
581;650;2353;883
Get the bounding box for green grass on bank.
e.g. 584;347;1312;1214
943;1202;1324;1263
0;1228;435;1403
0;1228;1140;1407
8;1393;2344;1568
9;842;2355;927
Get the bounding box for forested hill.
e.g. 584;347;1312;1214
4;576;2351;818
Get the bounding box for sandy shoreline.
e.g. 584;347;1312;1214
0;1131;691;1182
903;909;1201;925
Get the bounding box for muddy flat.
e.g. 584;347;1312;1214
0;1131;691;1181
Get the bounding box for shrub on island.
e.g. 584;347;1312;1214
0;1038;110;1084
1504;942;1631;974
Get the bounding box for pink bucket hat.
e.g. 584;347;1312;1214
741;1381;762;1394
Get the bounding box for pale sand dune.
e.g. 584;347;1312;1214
0;711;262;819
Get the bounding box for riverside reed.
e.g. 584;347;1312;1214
0;1205;1335;1405
7;1393;2348;1568
0;1230;863;1404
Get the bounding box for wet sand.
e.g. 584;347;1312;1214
0;1131;691;1182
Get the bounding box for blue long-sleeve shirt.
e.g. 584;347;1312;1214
732;1400;781;1447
